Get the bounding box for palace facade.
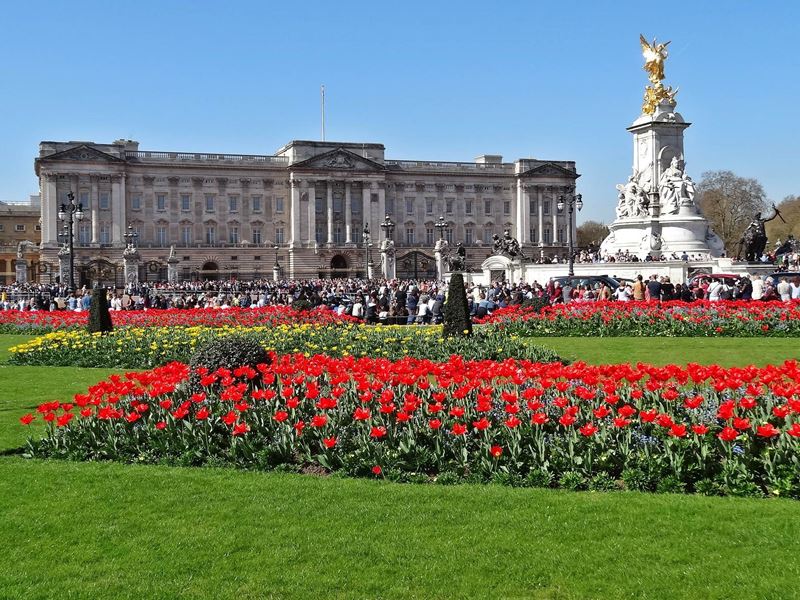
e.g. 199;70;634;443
35;139;579;284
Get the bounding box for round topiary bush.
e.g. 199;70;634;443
188;334;271;388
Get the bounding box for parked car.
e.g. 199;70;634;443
766;272;800;283
688;273;743;289
552;275;620;291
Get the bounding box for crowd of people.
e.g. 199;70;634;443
1;271;799;320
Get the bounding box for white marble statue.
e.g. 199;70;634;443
658;157;695;214
615;172;649;219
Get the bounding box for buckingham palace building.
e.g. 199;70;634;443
35;138;579;284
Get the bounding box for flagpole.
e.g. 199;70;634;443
321;85;325;141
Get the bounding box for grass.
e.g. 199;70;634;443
525;336;800;366
2;333;800;599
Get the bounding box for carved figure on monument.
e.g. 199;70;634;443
658;157;695;214
615;172;649;219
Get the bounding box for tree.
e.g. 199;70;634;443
765;195;800;245
442;272;472;337
696;171;767;256
88;286;113;333
576;221;609;248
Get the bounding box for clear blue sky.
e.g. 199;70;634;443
1;0;798;224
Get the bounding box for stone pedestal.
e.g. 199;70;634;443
273;265;280;282
123;250;140;287
167;257;179;285
380;243;396;279
58;248;71;286
366;260;374;280
434;240;448;281
14;259;27;284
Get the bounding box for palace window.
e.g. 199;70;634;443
530;227;538;243
156;194;167;211
426;227;434;246
405;227;415;245
465;199;473;215
543;200;550;215
425;197;434;215
315;224;324;244
205;225;216;245
131;194;141;210
80;191;90;209
352;196;362;214
100;224;110;244
445;227;453;245
229;226;239;244
229;195;239;213
558;228;564;244
315;197;324;214
446;198;454;215
99;193;110;210
181;194;191;212
156;226;168;246
405;198;414;215
205;194;215;212
251;196;262;213
484;199;492;216
465;227;473;245
483;227;493;245
15;224;25;232
275;197;284;213
181;225;193;245
333;225;343;244
78;223;90;245
543;228;552;244
529;199;538;214
333;196;343;213
275;227;285;244
503;201;511;216
252;227;262;244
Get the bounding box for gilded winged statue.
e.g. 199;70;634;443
639;34;670;83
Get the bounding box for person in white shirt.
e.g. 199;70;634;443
776;277;791;301
790;280;800;300
707;278;722;301
613;284;632;301
751;275;764;301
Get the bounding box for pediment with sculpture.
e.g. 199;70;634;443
291;148;386;173
39;144;123;163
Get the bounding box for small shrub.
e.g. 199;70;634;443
443;273;472;338
87;286;113;333
622;467;655;492
656;475;686;495
436;471;462;486
559;471;586;491
189;335;270;388
589;472;617;492
525;468;554;488
694;479;722;496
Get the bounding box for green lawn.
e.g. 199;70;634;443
2;333;800;599
526;336;800;366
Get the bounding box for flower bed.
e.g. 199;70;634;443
479;301;800;337
8;325;560;368
0;306;357;334
22;355;800;497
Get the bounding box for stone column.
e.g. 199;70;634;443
537;187;545;249
361;182;370;238
344;181;352;243
515;181;526;243
111;174;125;244
306;181;316;245
376;183;386;238
326;180;334;245
289;178;302;247
552;209;559;248
42;174;59;247
90;176;100;244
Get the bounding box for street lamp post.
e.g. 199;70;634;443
363;224;373;279
434;215;448;241
557;190;583;276
57;191;84;291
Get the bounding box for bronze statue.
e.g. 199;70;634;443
739;205;785;262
